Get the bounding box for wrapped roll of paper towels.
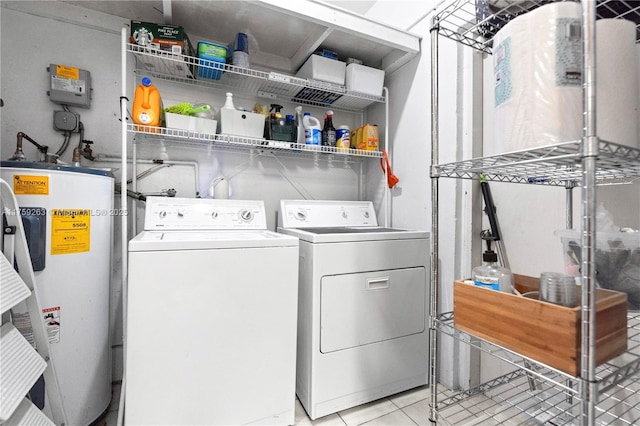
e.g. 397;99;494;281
596;19;638;149
490;2;583;156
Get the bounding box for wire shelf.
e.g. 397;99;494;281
433;0;640;54
433;311;640;425
128;43;385;113
128;124;382;161
432;141;640;186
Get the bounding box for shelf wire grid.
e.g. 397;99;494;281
434;0;640;54
127;124;382;161
432;141;640;186
128;44;385;112
434;311;640;425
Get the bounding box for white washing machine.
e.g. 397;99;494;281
125;197;299;425
277;200;430;420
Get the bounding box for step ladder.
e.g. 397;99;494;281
0;178;67;426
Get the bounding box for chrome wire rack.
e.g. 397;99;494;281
432;141;640;186
435;311;640;425
128;43;385;112
434;0;640;54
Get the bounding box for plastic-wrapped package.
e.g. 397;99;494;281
489;2;582;156
596;19;638;148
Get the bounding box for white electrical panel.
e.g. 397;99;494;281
48;64;91;108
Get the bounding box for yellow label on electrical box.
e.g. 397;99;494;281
56;65;79;80
13;175;49;195
51;209;90;255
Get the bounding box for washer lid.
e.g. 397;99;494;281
129;230;298;251
277;226;428;243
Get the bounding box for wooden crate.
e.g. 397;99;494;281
453;274;628;376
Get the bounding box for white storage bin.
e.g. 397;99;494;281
346;63;385;97
296;54;346;85
165;112;196;131
218;108;265;139
165;113;218;135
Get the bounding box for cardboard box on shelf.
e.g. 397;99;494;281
130;21;195;78
453;274;628;376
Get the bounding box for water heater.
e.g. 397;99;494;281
1;162;114;426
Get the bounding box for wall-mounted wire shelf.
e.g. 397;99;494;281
128;43;385;113
434;0;640;54
432;141;640;186
128;124;382;161
435;311;640;425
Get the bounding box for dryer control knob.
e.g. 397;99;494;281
239;209;253;222
159;210;167;218
211;211;219;219
342;211;348;219
295;209;306;221
363;211;370;218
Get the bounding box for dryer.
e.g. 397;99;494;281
277;200;430;420
126;197;299;425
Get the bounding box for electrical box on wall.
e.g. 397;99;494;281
47;64;92;108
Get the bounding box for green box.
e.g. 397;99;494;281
130;21;195;78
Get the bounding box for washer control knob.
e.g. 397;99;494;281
363;211;370;219
239;209;253;222
177;210;185;218
211;211;219;220
341;210;348;219
159;210;167;218
295;209;306;221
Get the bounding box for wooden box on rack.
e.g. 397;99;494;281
453;274;628;376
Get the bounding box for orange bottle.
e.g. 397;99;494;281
132;77;161;132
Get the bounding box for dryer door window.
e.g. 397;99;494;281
320;267;426;353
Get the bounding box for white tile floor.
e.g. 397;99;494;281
101;382;433;426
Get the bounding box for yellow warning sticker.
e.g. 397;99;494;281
13;175;49;195
56;64;79;80
51;209;90;255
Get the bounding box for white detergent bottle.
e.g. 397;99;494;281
303;112;321;147
294;106;306;145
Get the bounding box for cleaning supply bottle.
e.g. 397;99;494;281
223;92;235;109
132;77;161;130
303;112;321;147
294;106;305;145
472;242;513;293
322;110;336;147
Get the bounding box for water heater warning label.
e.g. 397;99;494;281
43;306;61;344
51;209;90;254
13;175;49;195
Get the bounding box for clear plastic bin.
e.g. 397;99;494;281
556;229;640;310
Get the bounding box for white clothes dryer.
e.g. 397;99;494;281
277;200;430;420
126;197;299;425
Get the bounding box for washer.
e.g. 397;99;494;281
277;200;430;420
125;197;299;425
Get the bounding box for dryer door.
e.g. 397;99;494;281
320;267;426;353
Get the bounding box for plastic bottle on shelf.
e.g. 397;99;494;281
303;112;321;147
322;110;336;147
294;106;306;145
471;246;513;293
222;92;236;109
132;77;162;129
